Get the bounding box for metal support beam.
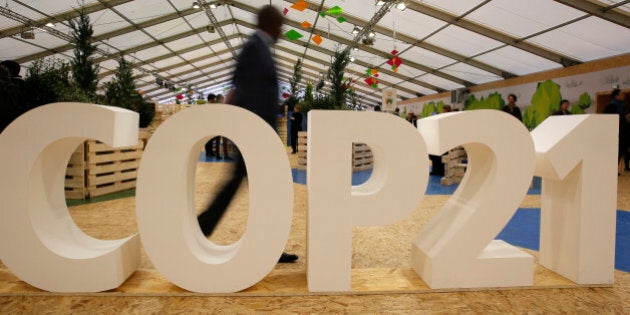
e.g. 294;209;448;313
405;1;581;66
12;6;206;64
197;0;238;58
552;0;630;29
283;0;512;79
0;0;134;39
231;11;453;91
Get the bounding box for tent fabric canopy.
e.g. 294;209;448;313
1;0;629;106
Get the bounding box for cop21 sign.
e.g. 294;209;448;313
0;103;618;293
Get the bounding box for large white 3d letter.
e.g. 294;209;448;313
413;110;536;288
135;105;293;293
0;103;141;292
307;110;429;292
532;115;617;284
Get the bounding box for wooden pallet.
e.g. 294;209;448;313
277;116;288;145
440;147;467;186
352;143;373;172
85;139;144;198
297;131;308;169
64;143;86;199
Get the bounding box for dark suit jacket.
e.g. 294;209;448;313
232;31;279;129
502;105;522;121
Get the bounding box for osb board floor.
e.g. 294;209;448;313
1;148;629;313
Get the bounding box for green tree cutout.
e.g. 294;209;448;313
69;10;99;97
570;92;592;114
522;80;562;129
420;100;446;118
464;92;504;111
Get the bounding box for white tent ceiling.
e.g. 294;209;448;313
1;0;629;107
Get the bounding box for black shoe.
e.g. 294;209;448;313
625;167;630;171
278;252;298;263
216;155;223;160
291;151;297;154
224;156;234;161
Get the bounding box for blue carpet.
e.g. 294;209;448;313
204;156;627;272
290;168;542;195
497;208;630;273
199;152;237;163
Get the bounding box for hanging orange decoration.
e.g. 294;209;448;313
312;34;323;45
301;21;312;29
365;67;380;88
290;0;308;11
138;90;145;95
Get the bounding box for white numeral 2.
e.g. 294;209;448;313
412;110;536;289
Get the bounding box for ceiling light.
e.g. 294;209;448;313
209;2;218;9
368;31;375;38
353;47;358;51
192;2;200;9
396;2;406;10
45;22;55;28
350;57;355;62
376;1;386;6
352;26;360;34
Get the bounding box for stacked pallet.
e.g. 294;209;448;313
85;139;144;198
151;104;191;131
352;143;373;171
296;131;307;170
440;146;467;186
277;116;288;146
64;130;151;199
295;134;374;172
64;143;86;199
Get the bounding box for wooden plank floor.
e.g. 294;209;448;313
1;148;629;313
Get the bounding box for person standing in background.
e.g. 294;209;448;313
552;99;571;115
502;94;522;121
197;5;298;263
204;93;219;158
605;89;629;172
290;105;302;154
214;94;232;160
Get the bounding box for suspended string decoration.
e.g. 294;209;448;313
283;2;348;46
387;19;403;73
365;67;379;88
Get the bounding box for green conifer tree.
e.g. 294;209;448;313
69;10;99;96
104;56;155;127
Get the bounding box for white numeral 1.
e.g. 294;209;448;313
412;110;536;289
532;115;617;284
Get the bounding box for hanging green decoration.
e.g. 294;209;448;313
319;11;326;18
285;29;303;41
337;16;347;23
327;6;342;16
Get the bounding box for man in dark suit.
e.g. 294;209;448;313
502;93;522;121
290;105;302;154
197;5;298;263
